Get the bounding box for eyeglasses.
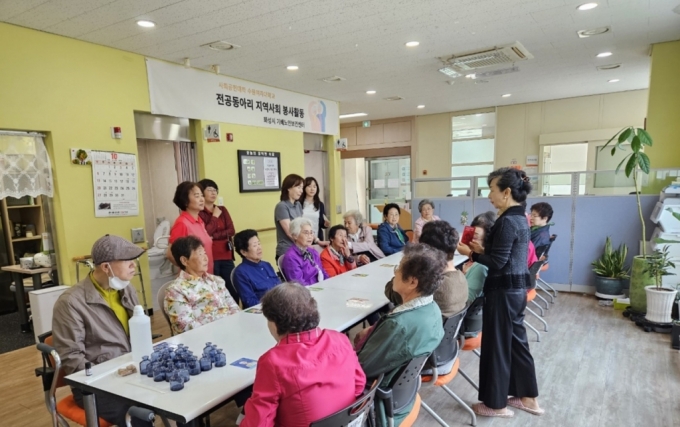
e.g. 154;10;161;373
204;187;218;194
300;230;315;236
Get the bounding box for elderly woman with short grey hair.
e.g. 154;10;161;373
413;199;441;243
280;217;329;286
342;210;385;265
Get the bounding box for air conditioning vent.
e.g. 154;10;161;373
597;63;621;71
438;41;533;73
383;96;404;101
320;76;346;83
577;26;610;38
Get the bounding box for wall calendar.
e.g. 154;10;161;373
91;150;139;217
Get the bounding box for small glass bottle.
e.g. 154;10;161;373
147;362;158;378
200;355;213;371
177;363;190;382
203;342;213;356
188;359;201;376
150;350;161;362
139;355;150;375
152;364;166;382
169;370;185;391
214;349;227;367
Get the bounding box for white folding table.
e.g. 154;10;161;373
64;252;409;426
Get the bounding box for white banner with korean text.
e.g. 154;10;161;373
146;59;339;136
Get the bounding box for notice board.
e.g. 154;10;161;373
237;150;281;193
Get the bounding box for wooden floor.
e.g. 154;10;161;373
2;293;679;427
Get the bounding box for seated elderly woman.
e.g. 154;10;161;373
241;282;366;427
280;217;329;285
356;244;446;427
320;225;357;277
377;203;409;255
385;220;468;317
413;199;441;243
343;210;385;265
232;229;282;309
165;236;239;335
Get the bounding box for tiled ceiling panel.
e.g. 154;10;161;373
1;0;679;120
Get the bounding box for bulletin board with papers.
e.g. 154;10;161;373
237;150;281;193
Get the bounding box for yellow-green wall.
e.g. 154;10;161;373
646;40;680;169
192;120;305;266
0;22;153;304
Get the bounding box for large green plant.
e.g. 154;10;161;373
644;246;676;289
591;237;630;279
600;127;653;257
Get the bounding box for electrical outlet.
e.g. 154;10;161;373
131;228;145;244
336;205;342;214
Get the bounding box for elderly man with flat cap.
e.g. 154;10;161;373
52;234;152;427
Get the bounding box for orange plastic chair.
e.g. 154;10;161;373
405;229;414;242
37;334;113;427
400;393;422;427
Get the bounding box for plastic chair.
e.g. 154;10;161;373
525;261;548;342
374;354;429;427
536;235;558;302
277;254;288;281
309;374;383;427
420;308;476;427
35;332;160;427
157;279;176;336
457;297;484;391
405;230;414;242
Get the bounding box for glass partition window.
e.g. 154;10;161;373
451;112;495;196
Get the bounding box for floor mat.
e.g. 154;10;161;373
0;312;36;354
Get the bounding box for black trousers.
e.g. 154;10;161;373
73;387;153;427
478;288;539;409
214;259;239;305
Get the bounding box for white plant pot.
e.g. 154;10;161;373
645;286;678;324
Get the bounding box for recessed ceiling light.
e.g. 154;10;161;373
608;79;620;83
577;3;598;11
577;26;611;38
405;41;420;47
597;52;612;58
286;65;299;71
339;113;368;119
136;20;156;28
201;41;239;51
502;94;512;98
366;90;376;95
417;105;425;109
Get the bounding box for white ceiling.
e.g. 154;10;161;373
2;0;679;121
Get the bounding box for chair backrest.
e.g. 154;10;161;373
431;308;468;368
405;230;414;242
230;266;237;291
309;374;384;427
277;255;288;281
385;354;429;414
528;259;546;289
157;279;176;336
461;296;484;336
41;334;67;388
537;234;557;259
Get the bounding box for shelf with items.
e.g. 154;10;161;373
7;205;41;210
1;196;47;266
11;236;43;242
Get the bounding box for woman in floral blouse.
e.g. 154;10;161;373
165;236;239;335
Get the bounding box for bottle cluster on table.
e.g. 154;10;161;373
138;342;227;391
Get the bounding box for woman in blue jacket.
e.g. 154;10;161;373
377;203;409;255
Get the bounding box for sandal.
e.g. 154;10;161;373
507;397;545;416
472;403;514;418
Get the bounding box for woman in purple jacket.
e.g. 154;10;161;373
280;217;329;285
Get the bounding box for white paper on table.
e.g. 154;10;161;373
387;178;399;188
373;179;385;189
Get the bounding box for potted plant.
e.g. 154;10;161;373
601;126;655;312
643;245;677;323
591;237;629;298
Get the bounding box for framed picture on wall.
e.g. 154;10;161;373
237;150;281;193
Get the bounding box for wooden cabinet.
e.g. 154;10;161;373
0;196;47;265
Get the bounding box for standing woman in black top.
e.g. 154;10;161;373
458;167;543;418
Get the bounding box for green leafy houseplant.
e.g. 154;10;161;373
600;126;653;257
591;237;630;279
644;245;676;290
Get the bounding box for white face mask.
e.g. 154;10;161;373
105;263;130;290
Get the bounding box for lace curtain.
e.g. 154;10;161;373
0;131;54;199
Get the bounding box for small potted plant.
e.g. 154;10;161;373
591;237;629;298
643;245;678;324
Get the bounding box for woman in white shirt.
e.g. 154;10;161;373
302;177;330;242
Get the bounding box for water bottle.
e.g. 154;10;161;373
139;356;150;375
129;305;153;363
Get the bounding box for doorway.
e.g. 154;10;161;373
366;156;411;224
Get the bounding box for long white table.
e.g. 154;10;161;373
64;253;408;425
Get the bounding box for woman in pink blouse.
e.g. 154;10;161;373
164;236;239;335
413;199;441;243
241;282;366;427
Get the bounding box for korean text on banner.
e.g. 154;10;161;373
146;59;339;136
